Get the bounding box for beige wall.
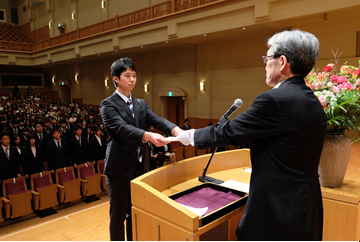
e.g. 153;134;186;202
6;0;360;124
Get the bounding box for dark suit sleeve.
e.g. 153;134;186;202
37;146;44;171
63;141;71;166
194;92;282;149
12;148;21;174
100;100;145;142
47;142;54;171
22;149;29;175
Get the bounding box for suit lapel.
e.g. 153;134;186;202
111;92;136;126
132;98;140;128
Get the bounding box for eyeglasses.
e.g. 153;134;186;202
262;54;282;64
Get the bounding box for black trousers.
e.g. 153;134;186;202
106;162;144;241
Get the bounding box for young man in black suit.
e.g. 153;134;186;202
177;30;327;240
69;125;91;172
89;125;106;172
0;132;21;196
100;57;182;241
46;127;71;182
32;121;50;162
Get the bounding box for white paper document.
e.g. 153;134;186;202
166;137;179;142
220;180;250;193
178;204;208;217
243;168;252;173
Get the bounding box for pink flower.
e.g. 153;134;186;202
330;86;340;93
322;65;333;72
355;69;360;76
330;75;338;82
318;95;328;107
338;82;354;90
337;76;347;84
355;79;360;86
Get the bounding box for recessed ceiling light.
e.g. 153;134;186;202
204;34;207;36
98;54;100;56
141;46;143;48
115;51;118;52
242;27;246;30
166;41;168;43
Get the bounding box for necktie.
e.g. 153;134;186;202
57;141;61;153
39;134;43;144
78;138;81;147
127;100;135;118
5;148;9;160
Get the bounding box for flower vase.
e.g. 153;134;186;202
318;135;352;188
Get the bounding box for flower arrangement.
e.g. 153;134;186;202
305;52;360;142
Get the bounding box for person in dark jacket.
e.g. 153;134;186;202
22;133;44;189
46;127;71;182
69;125;91;176
177;30;327;240
89;125;106;172
0;132;21;196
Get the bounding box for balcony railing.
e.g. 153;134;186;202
0;0;223;53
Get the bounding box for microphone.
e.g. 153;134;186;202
218;99;243;124
199;98;243;184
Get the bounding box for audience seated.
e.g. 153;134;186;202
0;91;247;221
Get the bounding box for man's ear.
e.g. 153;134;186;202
279;55;289;72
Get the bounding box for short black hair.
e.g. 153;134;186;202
73;125;83;132
0;132;10;139
34;121;43;128
93;125;101;133
59;119;67;125
51;127;61;135
110;57;136;88
184;118;189;122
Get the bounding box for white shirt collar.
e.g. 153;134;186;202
273;81;283;89
115;90;132;104
95;135;102;146
2;144;9;151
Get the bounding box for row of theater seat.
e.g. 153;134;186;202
0;160;106;222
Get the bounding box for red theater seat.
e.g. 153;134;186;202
77;163;102;197
56;167;81;203
31;172;59;211
1;177;33;219
97;159;107;191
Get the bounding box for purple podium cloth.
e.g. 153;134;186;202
174;187;242;216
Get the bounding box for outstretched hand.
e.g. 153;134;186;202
143;132;170;147
177;130;192;146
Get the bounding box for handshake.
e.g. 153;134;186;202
144;127;195;147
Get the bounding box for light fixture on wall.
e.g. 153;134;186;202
72;12;75;20
200;81;205;92
52;76;55;84
144;83;149;93
101;0;105;9
49;21;52;29
105;78;108;87
75;74;78;82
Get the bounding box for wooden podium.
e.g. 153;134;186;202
131;149;251;241
131;145;360;241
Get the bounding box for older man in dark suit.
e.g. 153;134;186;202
100;57;182;241
177;30;327;240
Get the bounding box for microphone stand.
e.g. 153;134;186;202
198;147;224;184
